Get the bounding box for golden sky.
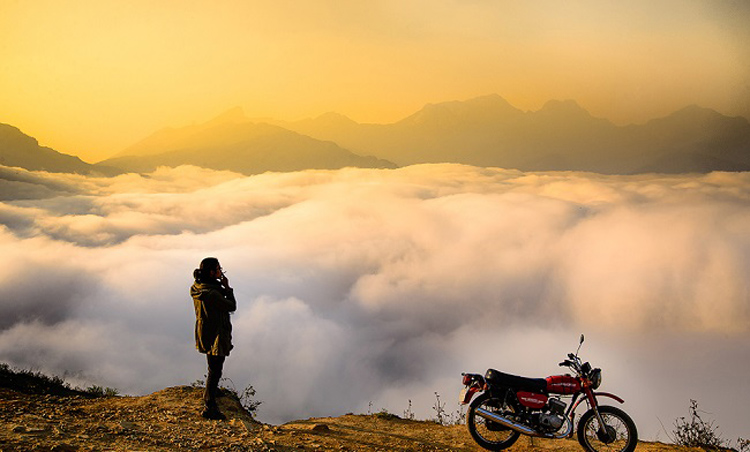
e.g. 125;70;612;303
1;0;749;162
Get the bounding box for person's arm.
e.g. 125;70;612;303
206;288;236;312
212;273;237;312
220;273;237;312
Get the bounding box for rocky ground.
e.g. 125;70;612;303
1;385;703;452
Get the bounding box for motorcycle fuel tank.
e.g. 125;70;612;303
546;375;581;394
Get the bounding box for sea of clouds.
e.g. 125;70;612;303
1;163;748;440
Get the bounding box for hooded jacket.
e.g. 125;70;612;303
191;270;237;356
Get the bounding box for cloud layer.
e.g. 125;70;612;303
1;164;748;439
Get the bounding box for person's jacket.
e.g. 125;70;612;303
191;271;237;356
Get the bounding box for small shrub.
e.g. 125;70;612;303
85;385;119;397
237;384;262;414
403;399;415;421
218;377;262;415
375;408;399;421
429;391;465;426
0;362;103;397
672;400;726;450
432;392;447;425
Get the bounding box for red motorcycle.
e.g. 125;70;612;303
460;335;637;452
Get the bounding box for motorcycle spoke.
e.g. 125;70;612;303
582;414;631;452
467;393;521;450
474;412;517;445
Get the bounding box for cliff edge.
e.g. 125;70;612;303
1;384;707;452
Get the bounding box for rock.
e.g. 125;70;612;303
310;423;330;432
119;420;138;430
11;424;52;436
51;444;79;452
26;427;52;436
232;418;253;433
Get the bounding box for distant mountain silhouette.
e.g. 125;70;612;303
101;110;396;175
7;95;750;177
272;94;750;174
0;123;119;175
110;106;250;159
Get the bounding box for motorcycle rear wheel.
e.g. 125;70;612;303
467;392;521;451
577;405;638;452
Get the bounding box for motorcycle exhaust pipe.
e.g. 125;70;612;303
474;408;572;439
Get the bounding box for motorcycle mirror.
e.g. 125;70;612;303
575;334;585;356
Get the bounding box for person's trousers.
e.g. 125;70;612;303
204;354;226;409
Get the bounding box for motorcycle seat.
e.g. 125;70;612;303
485;369;547;393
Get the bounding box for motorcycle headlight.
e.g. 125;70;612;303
590;368;602;390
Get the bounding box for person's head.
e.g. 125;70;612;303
197;257;222;282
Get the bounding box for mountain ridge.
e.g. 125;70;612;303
0;123;120;176
4;95;750;176
100;121;396;175
269;95;750;173
112;106;251;159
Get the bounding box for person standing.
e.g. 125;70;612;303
191;257;236;420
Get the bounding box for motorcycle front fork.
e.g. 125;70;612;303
585;403;614;442
568;392;610;440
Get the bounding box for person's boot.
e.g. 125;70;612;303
201;403;226;420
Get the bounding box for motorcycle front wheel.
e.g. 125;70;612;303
577;405;638;452
467;392;521;451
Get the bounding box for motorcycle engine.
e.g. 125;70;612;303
539;413;564;431
538;398;566;431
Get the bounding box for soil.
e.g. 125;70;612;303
0;386;703;452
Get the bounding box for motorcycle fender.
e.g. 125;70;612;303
595;392;625;404
460;386;481;405
571;391;625;411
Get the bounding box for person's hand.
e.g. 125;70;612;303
220;272;231;289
